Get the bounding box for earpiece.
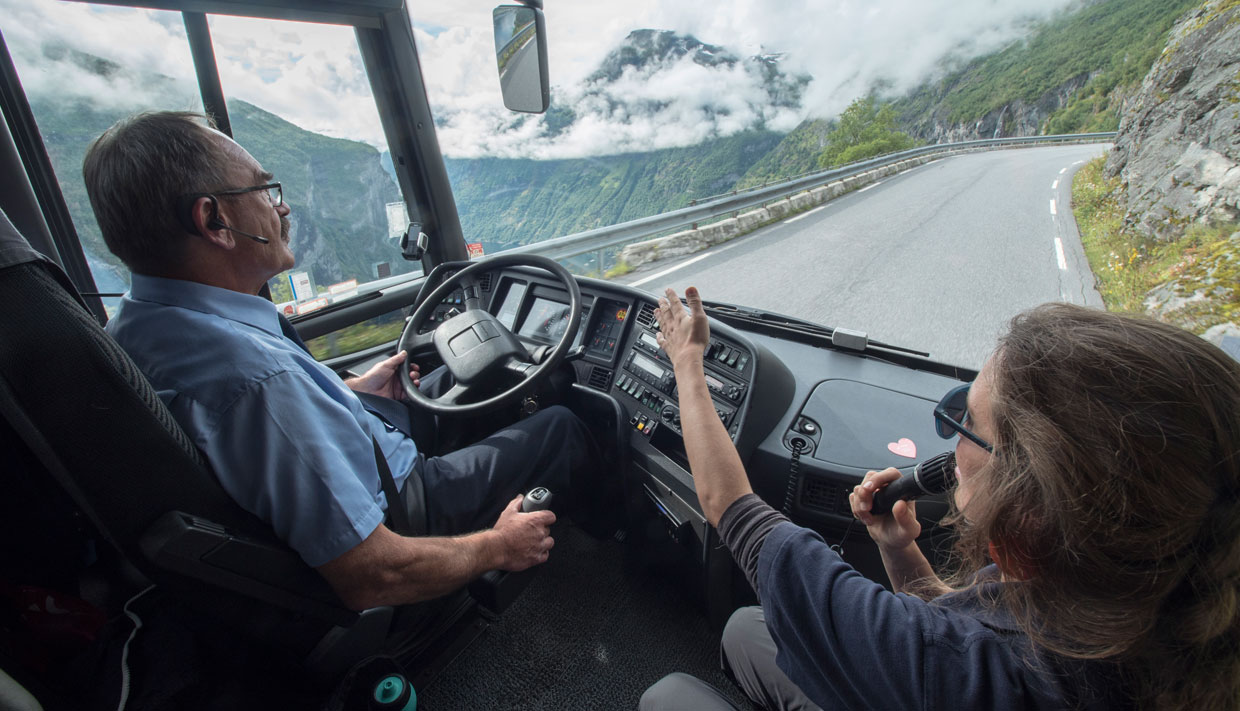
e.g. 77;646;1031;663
205;196;225;230
174;193;270;244
176;194;222;236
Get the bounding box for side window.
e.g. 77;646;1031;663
8;5;422;355
5;1;202;315
207;15;420;317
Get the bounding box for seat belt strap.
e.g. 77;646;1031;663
372;436;417;536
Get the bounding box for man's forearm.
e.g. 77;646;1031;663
319;526;503;609
674;358;753;526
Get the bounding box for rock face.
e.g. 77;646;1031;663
1104;0;1240;239
905;73;1095;144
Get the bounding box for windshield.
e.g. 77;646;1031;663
4;0;1227;368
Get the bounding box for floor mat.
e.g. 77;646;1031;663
416;524;754;710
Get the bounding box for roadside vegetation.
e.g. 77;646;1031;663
817;97;917;168
1072;157;1239;332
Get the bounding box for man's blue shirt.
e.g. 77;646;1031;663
106;274;417;566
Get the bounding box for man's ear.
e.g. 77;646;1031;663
180;195;234;249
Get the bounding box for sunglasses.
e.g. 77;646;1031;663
934;383;994;453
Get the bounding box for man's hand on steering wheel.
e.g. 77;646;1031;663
345;350;421;400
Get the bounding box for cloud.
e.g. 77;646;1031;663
2;0;1078;160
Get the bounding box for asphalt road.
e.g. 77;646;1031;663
615;144;1109;370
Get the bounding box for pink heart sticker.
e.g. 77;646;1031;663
887;438;917;458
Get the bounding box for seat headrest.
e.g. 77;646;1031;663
0;206;53;271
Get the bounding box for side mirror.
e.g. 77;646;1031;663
492;5;550;113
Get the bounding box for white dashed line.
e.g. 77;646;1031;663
1049;199;1057;216
1054;238;1067;270
1073;160;1084;165
1058;167;1067;175
784;205;827;224
857;181;882;193
1051;180;1059;190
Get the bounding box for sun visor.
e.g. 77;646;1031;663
796;379;948;471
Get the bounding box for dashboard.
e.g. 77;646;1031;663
415;264;969;585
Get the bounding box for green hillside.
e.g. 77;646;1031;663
733;119;833;189
31;92;410;290
894;0;1199;135
446;130;783;253
736;0;1199;188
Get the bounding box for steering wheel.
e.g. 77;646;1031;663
397;253;582;416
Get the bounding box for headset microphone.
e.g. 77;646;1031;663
214;223;270;244
869;451;956;516
184;195;270;243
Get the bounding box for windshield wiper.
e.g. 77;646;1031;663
700;300;930;358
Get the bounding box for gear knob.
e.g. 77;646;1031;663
521;487;553;513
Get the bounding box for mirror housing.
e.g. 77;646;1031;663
492;4;550;113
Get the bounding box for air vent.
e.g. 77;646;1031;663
799;475;852;517
587;366;613;391
636;303;657;328
479;272;493;292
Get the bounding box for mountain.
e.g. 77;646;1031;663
506;30;809;154
440;29;802;252
446;130;783;254
30;72;412;290
733;0;1203;187
890;0;1201;142
227;101;408;286
584;29;807;112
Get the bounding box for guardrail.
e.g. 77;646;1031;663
505;131;1116;271
305;132;1114;312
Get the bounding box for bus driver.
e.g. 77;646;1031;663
85;111;596;611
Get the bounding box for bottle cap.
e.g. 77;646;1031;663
371;674;416;711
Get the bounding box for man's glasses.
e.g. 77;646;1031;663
934;383;994;453
213;182;282;207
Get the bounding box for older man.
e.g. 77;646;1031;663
87;111;593;610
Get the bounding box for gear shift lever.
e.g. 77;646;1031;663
521;487;553;513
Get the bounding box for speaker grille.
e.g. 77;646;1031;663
800;475;852;517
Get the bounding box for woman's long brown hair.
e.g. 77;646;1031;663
947;304;1240;710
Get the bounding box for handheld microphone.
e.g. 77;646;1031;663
869;451;956;516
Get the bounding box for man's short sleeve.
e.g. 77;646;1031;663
191;369;386;566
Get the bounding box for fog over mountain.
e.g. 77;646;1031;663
1;0;1078;159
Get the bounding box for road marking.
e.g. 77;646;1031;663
1051;179;1059;190
1058;167;1067;175
857;181;882;193
1073;160;1084;165
1049;199;1057;216
1054;238;1067;270
784;205;827;224
631;252;715;287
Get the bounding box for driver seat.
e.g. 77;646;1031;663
0;209;470;698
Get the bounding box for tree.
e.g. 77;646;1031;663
817;97;916;168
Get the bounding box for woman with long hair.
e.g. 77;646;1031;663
642;288;1240;710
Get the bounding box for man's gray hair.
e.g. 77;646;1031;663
83;111;233;274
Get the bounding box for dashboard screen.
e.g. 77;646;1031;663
632;353;665;379
586;300;629;358
518;297;572;342
495;281;527;329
